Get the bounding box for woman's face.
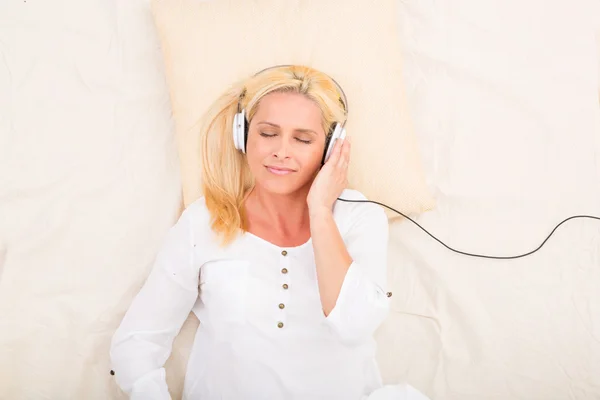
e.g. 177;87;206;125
245;92;327;195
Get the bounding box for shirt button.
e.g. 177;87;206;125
282;283;289;289
386;291;393;297
277;322;284;328
281;268;288;274
279;303;285;309
281;250;288;256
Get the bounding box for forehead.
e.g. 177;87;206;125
253;92;323;128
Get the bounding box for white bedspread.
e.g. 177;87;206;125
0;0;182;398
375;1;600;399
1;0;599;399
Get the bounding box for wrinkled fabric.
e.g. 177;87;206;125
2;0;600;399
111;190;414;400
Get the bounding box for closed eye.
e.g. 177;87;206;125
260;132;311;144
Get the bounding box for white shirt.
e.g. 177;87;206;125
110;188;394;400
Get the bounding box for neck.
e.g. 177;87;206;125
247;185;311;235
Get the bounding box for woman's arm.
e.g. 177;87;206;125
309;206;352;315
110;207;200;400
310;196;391;346
307;139;391;346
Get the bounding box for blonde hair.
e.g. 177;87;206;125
198;65;347;246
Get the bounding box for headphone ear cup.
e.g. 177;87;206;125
322;123;346;164
232;112;240;150
243;112;249;153
232;109;247;153
322;135;332;165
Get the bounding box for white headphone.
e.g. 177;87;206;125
232;65;348;165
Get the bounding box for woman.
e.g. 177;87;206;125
110;65;429;400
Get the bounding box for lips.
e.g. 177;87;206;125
265;165;295;176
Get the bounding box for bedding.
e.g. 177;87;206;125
150;0;435;217
1;0;599;399
0;0;182;398
375;1;600;399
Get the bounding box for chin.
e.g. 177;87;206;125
255;175;308;196
259;181;299;196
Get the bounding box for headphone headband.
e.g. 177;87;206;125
238;64;349;126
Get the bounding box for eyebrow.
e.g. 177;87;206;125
257;121;318;135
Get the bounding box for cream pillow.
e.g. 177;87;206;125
151;0;435;217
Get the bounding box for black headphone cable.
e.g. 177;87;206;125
336;198;600;260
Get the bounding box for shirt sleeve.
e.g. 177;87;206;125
109;205;200;400
324;198;391;346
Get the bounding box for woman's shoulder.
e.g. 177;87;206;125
334;189;388;230
177;196;217;243
337;188;368;202
177;196;229;259
335;189;381;212
180;196;211;225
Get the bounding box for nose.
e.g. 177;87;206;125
273;136;292;159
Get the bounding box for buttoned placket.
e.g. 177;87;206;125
277;249;291;329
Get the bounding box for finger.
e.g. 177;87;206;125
337;139;351;168
327;138;343;165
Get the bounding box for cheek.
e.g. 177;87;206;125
245;137;267;163
246;151;265;176
303;144;324;167
292;147;323;182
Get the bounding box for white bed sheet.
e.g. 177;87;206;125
0;0;182;398
375;1;600;399
1;0;600;399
